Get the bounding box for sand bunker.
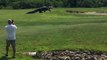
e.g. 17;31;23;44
66;10;107;15
81;12;107;15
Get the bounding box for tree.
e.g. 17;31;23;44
0;0;8;8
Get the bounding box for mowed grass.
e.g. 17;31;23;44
0;8;107;60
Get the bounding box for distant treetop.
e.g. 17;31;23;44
0;0;107;9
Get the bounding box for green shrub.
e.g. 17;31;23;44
12;1;36;9
1;0;107;9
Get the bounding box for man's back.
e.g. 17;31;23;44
5;24;17;40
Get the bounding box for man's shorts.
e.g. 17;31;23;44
6;40;16;47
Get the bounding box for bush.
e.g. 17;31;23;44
0;3;7;9
12;1;36;9
0;0;107;9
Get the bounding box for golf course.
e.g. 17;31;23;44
0;8;107;60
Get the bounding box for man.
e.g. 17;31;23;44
5;19;17;58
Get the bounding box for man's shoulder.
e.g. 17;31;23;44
12;24;16;26
5;25;9;28
5;24;17;28
12;25;17;29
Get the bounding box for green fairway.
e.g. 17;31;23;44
0;8;107;60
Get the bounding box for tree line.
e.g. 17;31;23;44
0;0;107;9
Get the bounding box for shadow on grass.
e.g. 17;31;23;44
0;56;14;60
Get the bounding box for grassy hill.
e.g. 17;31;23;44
0;8;107;60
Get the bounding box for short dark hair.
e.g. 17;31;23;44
8;19;13;24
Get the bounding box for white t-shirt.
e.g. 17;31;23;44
5;24;17;40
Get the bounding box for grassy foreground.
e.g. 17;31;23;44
0;8;107;60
